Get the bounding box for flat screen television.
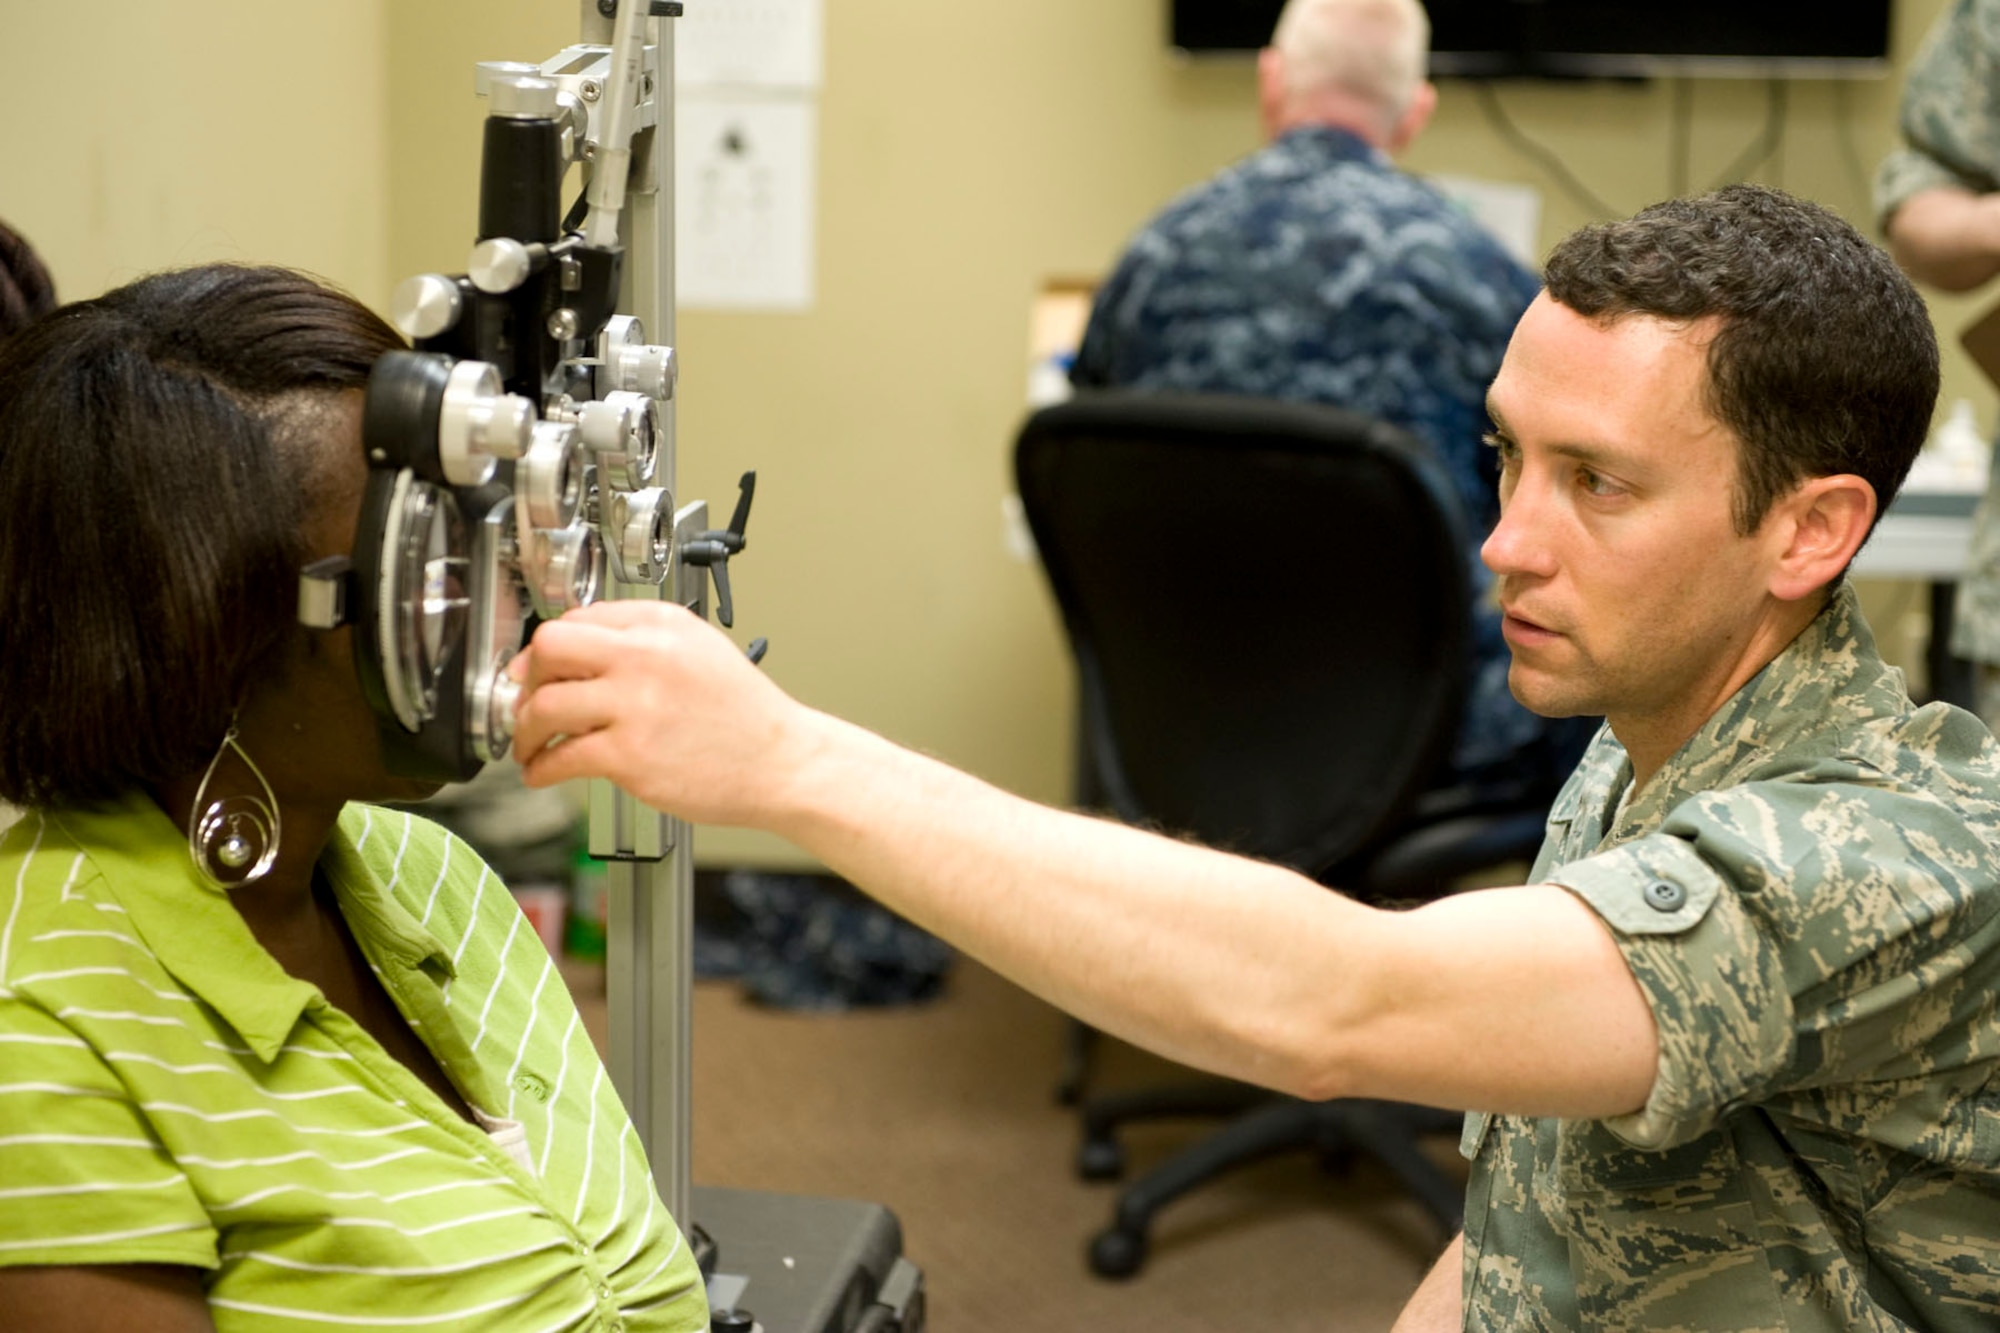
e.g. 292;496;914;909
1170;1;1894;78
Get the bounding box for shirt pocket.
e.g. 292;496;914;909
1555;1125;1787;1332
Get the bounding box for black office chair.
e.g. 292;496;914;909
1014;391;1556;1279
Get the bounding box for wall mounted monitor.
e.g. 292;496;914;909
1169;1;1893;78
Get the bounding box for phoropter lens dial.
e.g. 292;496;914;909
578;391;658;490
376;472;470;732
520;420;585;530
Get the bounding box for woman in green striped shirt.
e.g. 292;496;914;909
0;266;709;1332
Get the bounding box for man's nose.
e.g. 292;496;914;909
1481;479;1555;580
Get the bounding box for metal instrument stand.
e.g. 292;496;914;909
546;8;922;1326
559;0;696;1232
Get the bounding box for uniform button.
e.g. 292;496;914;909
1642;879;1686;912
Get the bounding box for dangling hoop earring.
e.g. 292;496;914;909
188;724;281;890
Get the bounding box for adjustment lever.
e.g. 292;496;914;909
679;471;756;628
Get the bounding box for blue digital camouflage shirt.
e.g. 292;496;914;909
1071;125;1552;781
1461;584;2000;1330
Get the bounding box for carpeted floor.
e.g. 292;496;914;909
568;956;1462;1331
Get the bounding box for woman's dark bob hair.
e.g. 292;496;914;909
0;219;56;338
0;264;404;809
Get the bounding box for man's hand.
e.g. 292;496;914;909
510;600;812;827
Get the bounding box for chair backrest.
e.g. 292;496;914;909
1015;391;1473;878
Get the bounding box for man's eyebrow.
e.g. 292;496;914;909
1547;441;1642;471
1482;402;1654;477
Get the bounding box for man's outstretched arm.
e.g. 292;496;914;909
512;601;1657;1116
1884;186;2000;292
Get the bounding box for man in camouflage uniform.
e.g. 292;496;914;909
1453;580;2000;1330
1878;0;2000;732
1071;0;1572;791
505;186;2000;1329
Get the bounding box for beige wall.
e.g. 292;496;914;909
644;0;1965;866
0;2;390;307
1;1;1972;864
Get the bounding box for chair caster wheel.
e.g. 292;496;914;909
1088;1226;1147;1279
1076;1136;1124;1181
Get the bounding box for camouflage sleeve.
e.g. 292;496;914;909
1875;0;2000;227
1546;772;2000;1151
1069;232;1169;391
1068;265;1125;390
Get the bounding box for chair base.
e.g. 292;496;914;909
1055;1021;1097;1107
1077;1079;1271;1180
1079;1088;1465;1280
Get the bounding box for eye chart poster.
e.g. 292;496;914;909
674;0;822;310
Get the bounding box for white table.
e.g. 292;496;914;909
1852;490;1979;580
1852;489;1981;705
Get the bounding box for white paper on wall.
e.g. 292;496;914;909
1427;173;1544;270
675;94;817;310
675;0;823;90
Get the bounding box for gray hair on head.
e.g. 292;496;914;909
1271;0;1429;122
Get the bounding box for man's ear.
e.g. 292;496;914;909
1257;47;1287;140
1385;81;1437;154
1767;474;1877;602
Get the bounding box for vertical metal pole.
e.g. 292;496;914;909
585;0;693;1231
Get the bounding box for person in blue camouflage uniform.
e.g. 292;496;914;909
501;187;1999;1330
1071;0;1573;790
1877;0;2000;733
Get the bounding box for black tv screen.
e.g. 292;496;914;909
1171;1;1893;77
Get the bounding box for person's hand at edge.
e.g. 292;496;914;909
508;600;814;827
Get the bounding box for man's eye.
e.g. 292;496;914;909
1577;468;1622;497
1482;431;1518;464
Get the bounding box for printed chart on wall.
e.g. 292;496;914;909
675;0;823;311
677;0;822;88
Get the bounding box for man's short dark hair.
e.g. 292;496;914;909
0;264;404;808
1542;183;1940;536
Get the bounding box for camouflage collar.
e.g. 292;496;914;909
1582;583;1900;847
1271;123;1386;172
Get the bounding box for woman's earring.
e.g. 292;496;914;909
187;725;281;890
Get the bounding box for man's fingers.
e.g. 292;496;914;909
513;676;623;763
518;600;709;685
518;724;613;790
561;599;697;632
518;618;650;687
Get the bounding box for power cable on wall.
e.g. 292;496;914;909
1474;74;1794;223
1704;79;1788;191
1831;78;1876;217
1670;77;1694;198
1470;81;1622;220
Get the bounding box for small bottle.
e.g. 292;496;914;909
1936;399;1990;487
